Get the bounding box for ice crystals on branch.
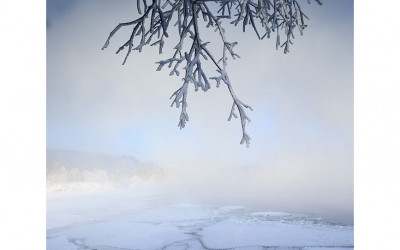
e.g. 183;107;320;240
102;0;322;147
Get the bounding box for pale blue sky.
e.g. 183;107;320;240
47;0;353;223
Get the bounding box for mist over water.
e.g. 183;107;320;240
161;164;353;225
47;149;353;225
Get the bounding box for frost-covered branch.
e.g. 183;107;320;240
102;0;322;147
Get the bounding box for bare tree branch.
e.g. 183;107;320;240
102;0;322;147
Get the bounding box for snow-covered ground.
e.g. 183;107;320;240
47;189;353;250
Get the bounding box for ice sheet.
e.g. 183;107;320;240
47;191;353;250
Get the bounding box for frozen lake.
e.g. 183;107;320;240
47;190;353;250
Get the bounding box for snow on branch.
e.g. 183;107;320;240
102;0;322;147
